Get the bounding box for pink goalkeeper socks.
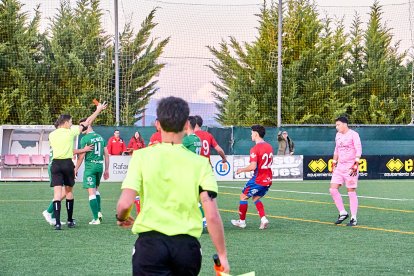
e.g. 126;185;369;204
348;191;358;219
329;188;346;214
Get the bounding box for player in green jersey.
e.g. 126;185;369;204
75;119;109;225
183;115;208;230
183;116;202;154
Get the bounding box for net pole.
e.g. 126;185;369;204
277;0;283;127
409;0;414;124
411;60;414;124
114;0;120;126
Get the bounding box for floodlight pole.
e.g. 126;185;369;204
114;0;120;126
277;0;283;127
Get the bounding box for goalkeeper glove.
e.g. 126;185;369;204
349;161;359;176
331;160;337;172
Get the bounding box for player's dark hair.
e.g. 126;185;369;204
53;119;59;129
335;116;349;124
56;114;72;127
188;116;197;129
156;97;190;133
194;115;203;127
251;124;266;138
78;117;88;131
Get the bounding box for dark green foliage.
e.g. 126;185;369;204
0;0;43;124
0;0;167;125
210;0;411;125
117;10;169;125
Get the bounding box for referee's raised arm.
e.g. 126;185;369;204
79;102;108;131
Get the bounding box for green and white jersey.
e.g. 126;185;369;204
79;132;106;163
183;133;201;155
49;149;53;165
47;149;53;181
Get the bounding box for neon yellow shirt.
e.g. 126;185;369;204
121;143;217;237
49;126;80;159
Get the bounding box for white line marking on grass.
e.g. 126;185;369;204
0;183;49;186
218;185;414;201
220;192;414;213
221;209;414;235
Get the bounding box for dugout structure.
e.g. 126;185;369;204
0;125;55;181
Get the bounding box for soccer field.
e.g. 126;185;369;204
1;180;414;275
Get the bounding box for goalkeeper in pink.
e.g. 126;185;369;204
330;116;362;227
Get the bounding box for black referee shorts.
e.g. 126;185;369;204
50;159;75;187
132;231;202;276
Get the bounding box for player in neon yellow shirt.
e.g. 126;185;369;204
49;102;107;230
116;96;229;275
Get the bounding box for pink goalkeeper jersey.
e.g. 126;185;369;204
334;129;362;165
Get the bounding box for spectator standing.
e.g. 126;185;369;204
128;131;146;152
148;119;162;146
277;130;294;155
107;129;127;155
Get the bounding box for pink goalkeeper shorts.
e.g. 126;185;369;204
330;163;358;188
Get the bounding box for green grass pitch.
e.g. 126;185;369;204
1;180;414;275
